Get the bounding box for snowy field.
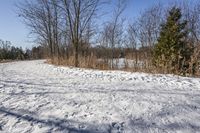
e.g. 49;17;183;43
0;60;200;133
99;58;144;69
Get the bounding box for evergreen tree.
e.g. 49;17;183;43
152;7;191;74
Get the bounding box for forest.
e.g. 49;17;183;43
1;0;200;76
0;39;44;61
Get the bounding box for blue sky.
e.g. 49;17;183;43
0;0;34;48
0;0;198;48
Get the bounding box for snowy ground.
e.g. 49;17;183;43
99;58;144;69
0;60;200;133
111;58;144;69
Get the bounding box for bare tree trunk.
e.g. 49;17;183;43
74;41;79;67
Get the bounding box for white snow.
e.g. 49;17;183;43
100;58;144;69
111;58;144;69
0;60;200;133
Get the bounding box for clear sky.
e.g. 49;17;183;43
0;0;34;48
0;0;198;48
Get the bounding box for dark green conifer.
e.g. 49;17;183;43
153;7;191;74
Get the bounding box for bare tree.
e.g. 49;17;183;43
134;4;163;69
181;1;200;75
60;0;100;67
100;0;126;69
137;4;163;49
127;22;139;68
18;0;61;60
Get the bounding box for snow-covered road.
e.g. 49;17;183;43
0;60;200;133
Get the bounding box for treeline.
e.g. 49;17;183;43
0;39;44;61
126;2;200;75
18;0;200;76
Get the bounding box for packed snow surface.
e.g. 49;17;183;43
0;60;200;133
